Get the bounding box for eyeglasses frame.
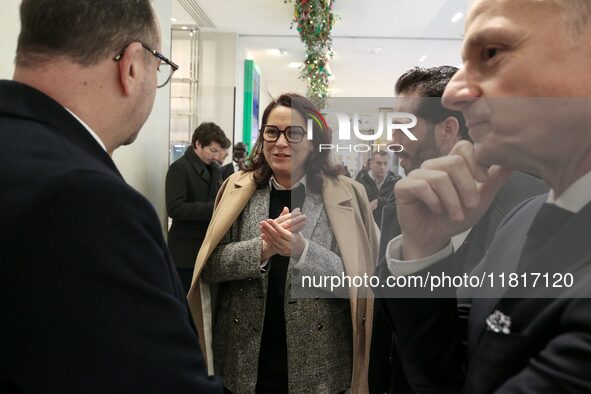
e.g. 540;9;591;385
113;42;179;88
260;124;307;143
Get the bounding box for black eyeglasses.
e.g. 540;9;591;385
261;125;306;143
113;42;179;88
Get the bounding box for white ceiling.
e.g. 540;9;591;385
172;0;470;98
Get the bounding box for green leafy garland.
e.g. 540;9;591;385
288;0;337;109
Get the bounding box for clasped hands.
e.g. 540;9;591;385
260;207;308;261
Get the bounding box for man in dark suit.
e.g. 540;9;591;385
369;66;547;393
374;0;591;392
166;122;230;292
357;150;400;228
220;141;248;181
0;1;221;392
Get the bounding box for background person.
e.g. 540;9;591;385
187;93;378;394
357;150;400;227
166;122;231;292
220;141;248;180
0;0;220;392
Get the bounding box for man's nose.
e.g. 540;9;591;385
442;67;480;112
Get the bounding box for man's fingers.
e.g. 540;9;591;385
422;154;480;209
479;165;512;205
408;169;465;221
449;140;489;183
396;177;444;215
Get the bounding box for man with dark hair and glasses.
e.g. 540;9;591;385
0;0;220;393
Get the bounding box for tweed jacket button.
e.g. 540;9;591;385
317;323;323;330
239;288;244;293
234;318;239;324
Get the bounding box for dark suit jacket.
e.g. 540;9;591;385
0;80;221;394
219;162;235;181
374;191;591;393
166;148;221;268
357;171;400;227
370;171;548;394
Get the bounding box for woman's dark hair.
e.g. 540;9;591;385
243;93;340;193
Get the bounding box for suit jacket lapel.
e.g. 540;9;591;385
185;148;211;185
468;196;545;351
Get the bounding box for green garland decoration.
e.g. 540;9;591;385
287;0;337;108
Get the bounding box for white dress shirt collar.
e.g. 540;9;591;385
547;171;591;213
269;174;307;191
64;107;107;152
368;170;385;190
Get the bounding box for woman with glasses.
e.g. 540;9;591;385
187;93;378;394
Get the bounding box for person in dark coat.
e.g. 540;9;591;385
0;0;221;392
220;141;248;181
357;150;400;227
166;122;231;292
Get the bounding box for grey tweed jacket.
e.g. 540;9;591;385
201;186;353;394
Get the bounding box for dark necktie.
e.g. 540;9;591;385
517;203;574;271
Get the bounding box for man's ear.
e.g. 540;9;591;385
440;116;460;141
117;42;145;96
434;116;461;154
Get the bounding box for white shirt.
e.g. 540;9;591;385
64;108;107;152
386;171;591;276
368;170;386;190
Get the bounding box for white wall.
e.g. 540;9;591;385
196;31;237;153
0;0;20;79
113;0;172;232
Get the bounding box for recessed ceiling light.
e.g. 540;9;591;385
288;62;303;69
269;49;287;56
171;17;178;22
419;55;427;62
181;26;188;30
451;12;464;23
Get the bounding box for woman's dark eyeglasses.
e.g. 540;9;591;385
113;42;179;88
261;125;306;143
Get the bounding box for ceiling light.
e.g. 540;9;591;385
419;55;427;62
270;49;287;56
171;17;178;23
366;46;383;55
288;62;303;69
451;12;464;23
181;26;188;30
